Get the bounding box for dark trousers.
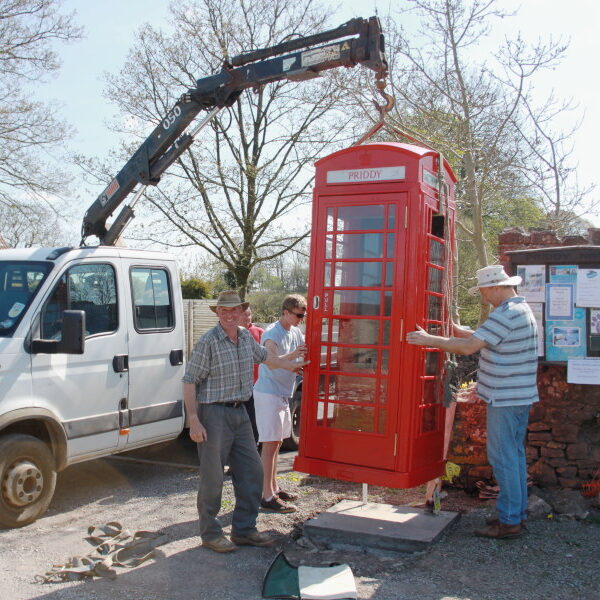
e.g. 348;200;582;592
196;403;263;541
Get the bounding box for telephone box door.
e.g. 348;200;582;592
304;195;404;470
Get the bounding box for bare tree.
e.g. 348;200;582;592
0;0;82;216
387;1;568;260
0;203;64;247
95;0;362;298
512;92;598;235
374;0;577;320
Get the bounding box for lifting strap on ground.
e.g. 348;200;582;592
36;521;168;583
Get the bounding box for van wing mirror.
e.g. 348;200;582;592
31;310;86;355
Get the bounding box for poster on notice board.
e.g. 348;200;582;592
545;307;587;361
549;265;577;284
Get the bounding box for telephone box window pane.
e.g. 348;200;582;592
378;408;387;434
321;319;329;342
337;205;384;231
324;263;331;287
329;404;375;433
384;291;392;315
428;267;443;293
382;320;390;345
332;318;380;346
381;350;389;374
336;233;384;259
423;380;436;405
388;205;396;229
430;239;444;265
333;290;381;316
329;346;380;374
386;234;395;258
427;294;442;321
319;375;326;397
379;379;388;403
422;405;437;432
328;374;377;403
316;402;326;426
327;207;335;231
385;262;393;287
320;345;330;368
326;235;333;259
334;262;382;287
330;320;339;343
425;351;440;375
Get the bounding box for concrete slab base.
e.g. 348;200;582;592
304;499;460;552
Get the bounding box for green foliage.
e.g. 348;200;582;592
180;277;211;299
483;196;545;243
246;291;288;323
456;195;545;326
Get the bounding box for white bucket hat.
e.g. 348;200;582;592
468;265;522;296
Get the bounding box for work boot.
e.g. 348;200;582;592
475;522;523;539
230;530;275;547
202;535;238;553
485;516;528;529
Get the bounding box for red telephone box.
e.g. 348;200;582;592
294;142;457;488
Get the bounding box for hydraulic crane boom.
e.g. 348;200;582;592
81;17;387;246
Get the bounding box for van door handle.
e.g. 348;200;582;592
170;349;183;366
113;354;129;372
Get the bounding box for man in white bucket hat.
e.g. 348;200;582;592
183;290;307;553
407;265;538;539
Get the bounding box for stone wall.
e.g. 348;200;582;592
528;365;600;487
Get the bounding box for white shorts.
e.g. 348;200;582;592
253;391;292;442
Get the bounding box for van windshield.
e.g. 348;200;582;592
0;261;53;336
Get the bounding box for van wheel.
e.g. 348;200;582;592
0;434;57;529
282;393;301;451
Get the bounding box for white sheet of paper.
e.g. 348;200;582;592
567;359;600;384
517;265;546;302
298;564;357;600
576;269;600;307
546;284;574;319
529;302;544;356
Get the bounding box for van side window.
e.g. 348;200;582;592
41;264;118;339
130;267;174;330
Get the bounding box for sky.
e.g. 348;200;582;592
44;0;600;239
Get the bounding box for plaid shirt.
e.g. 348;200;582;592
182;324;268;404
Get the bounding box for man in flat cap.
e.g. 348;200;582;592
406;265;538;539
183;290;306;553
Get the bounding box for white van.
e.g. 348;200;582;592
0;246;185;527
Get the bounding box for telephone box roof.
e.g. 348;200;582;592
315;142;458;183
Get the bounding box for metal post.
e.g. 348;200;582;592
362;483;368;504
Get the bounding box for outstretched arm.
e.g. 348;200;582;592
406;325;486;356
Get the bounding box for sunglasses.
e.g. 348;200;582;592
289;310;306;319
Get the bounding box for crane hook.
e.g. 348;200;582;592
353;75;395;146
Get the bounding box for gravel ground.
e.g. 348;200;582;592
1;437;599;600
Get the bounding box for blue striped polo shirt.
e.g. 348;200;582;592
472;296;539;406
